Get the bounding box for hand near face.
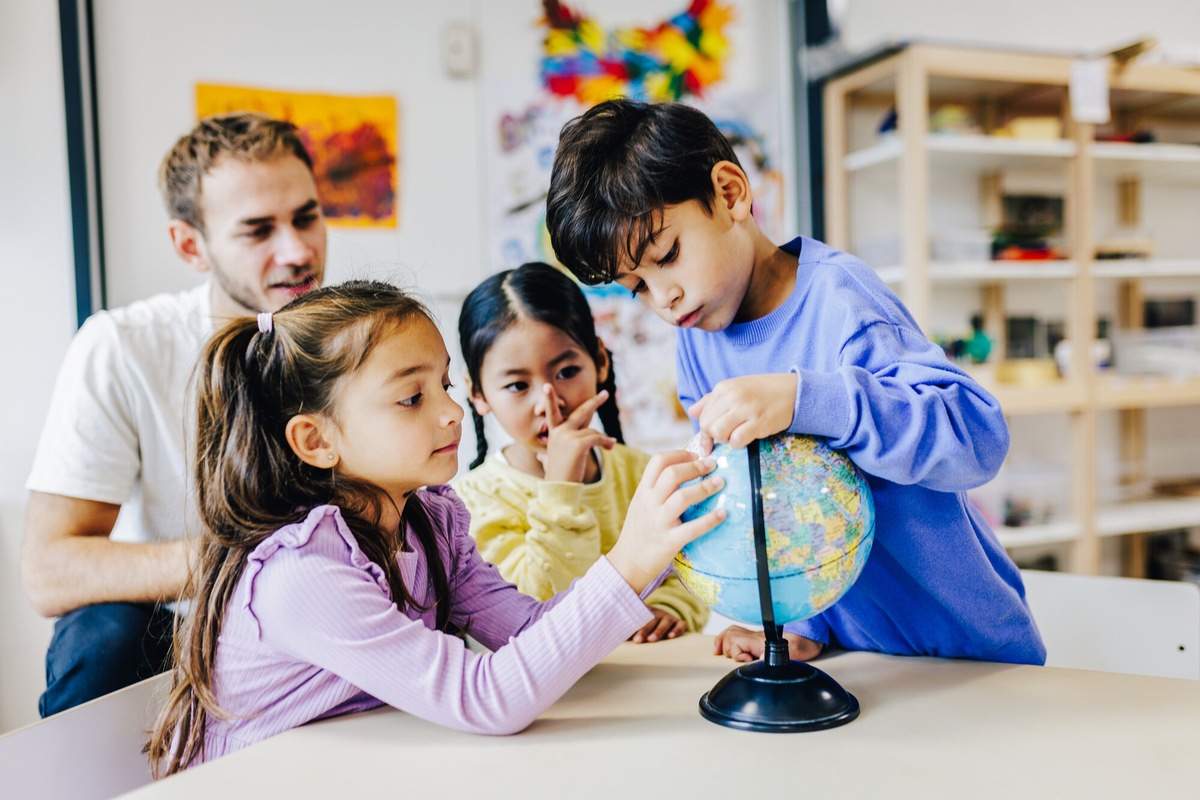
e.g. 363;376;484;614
687;373;798;449
537;384;617;483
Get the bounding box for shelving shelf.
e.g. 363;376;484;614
963;364;1086;414
982;381;1087;416
937;260;1076;282
1095;496;1200;538
1092;259;1200;279
1095;375;1200;409
875;261;1079;283
1093;142;1200;183
997;520;1081;550
845;134;1076;173
822;42;1200;576
998;496;1200;549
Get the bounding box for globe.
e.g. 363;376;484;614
673;433;875;627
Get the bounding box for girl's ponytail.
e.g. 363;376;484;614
195;318;298;540
152;317;276;777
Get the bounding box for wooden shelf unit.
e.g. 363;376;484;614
822;43;1200;575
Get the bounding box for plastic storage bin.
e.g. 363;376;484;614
1111;326;1200;378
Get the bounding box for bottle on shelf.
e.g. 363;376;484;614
1053;318;1111;376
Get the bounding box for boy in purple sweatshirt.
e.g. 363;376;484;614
546;99;1044;666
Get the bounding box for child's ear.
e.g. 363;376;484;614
595;341;611;387
465;375;492;417
711;161;753;223
285;413;340;468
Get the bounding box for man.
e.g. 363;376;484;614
22;113;327;716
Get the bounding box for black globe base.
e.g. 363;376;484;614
699;657;859;733
697;442;862;733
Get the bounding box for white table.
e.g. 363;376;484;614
127;635;1199;798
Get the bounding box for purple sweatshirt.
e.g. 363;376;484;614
201;486;651;761
676;236;1045;665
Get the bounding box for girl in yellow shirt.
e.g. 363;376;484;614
454;262;707;642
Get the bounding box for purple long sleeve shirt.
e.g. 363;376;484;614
676;236;1045;665
201;486;651;761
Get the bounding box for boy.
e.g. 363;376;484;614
22;113;327;715
545;99;1044;666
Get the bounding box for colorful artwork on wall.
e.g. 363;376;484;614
196;84;398;228
540;0;734;104
482;1;786;451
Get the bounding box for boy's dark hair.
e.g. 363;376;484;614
148;280;451;777
546;99;741;285
458;262;624;470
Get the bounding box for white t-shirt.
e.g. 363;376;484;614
27;283;213;544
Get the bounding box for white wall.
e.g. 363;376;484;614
94;0;487;307
0;0;74;731
836;0;1198;54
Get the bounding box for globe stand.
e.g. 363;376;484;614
698;441;860;732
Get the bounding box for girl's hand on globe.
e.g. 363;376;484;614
606;451;726;595
713;626;824;662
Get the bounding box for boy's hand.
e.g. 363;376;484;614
538;385;616;483
712;625;824;662
630;607;687;643
606;451;726;594
687;374;798;449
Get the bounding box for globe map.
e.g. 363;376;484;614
673;434;875;626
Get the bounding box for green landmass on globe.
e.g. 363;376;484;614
673;433;875;626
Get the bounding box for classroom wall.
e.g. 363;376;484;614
836;0;1199;54
1;0;1195;733
0;0;76;733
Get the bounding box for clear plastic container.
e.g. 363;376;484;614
1110;326;1200;378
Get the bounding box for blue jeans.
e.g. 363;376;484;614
39;602;175;717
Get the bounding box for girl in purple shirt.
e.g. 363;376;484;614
147;280;726;777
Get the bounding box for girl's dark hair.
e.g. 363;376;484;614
545;99;741;285
148;280;452;777
458;262;624;470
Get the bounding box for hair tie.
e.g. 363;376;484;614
257;312;274;334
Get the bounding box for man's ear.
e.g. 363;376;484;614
465;374;491;417
711;161;753;223
285;413;339;468
168;219;212;275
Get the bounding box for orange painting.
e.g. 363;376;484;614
196;84;398;228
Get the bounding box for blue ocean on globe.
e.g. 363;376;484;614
673;433;875;626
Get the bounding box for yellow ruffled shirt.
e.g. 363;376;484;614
453;443;708;632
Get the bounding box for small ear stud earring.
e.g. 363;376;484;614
327;454;336;461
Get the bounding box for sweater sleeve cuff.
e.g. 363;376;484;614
789;367;852;440
592;556;656;628
783;615;831;646
638;564;672;602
